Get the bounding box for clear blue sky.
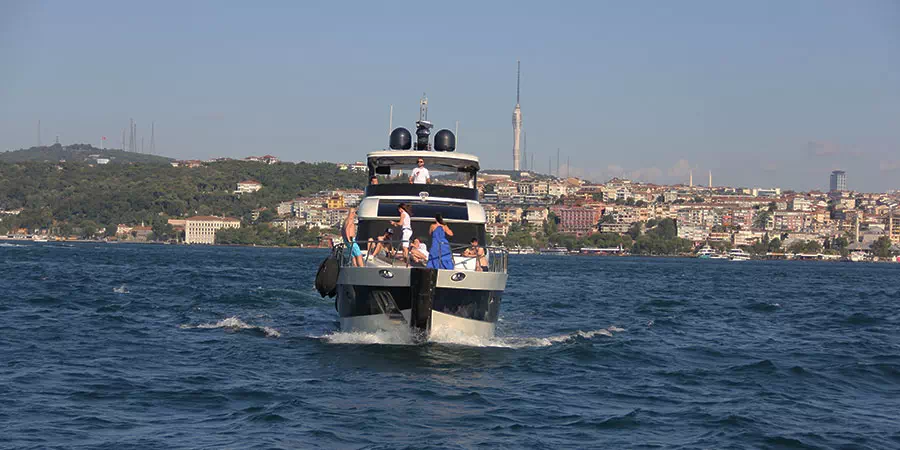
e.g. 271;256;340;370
2;1;898;192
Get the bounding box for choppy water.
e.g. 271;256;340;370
1;242;899;449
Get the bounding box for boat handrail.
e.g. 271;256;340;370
333;239;508;273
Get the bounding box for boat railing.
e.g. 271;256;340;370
333;239;508;273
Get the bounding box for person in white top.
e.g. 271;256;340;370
409;237;429;265
390;203;413;262
409;158;430;184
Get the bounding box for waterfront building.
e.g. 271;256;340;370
277;201;294;216
752;187;782;197
236;180;262;194
184;216;241;244
829;170;847;192
790;197;812;211
677;225;709;242
304;207;330;229
326;195;345;209
773;210;812;232
522;206;549;225
486;222;510;238
116;224;134;236
497;207;523;224
552;206;603;235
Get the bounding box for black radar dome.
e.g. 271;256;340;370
389;127;412;150
433;129;456;152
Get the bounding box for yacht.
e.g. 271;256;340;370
696;244;715;258
316;97;508;340
728;248;751;261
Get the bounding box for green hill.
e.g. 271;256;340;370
0;143;174;165
0;159;366;235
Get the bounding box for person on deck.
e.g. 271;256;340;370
367;228;394;260
341;209;363;267
409;237;429;265
409;158;430;184
390;203;413;262
463;237;489;272
427;214;454;269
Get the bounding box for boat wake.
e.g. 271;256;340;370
180;316;281;338
316;326;624;348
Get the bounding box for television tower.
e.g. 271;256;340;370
511;60;523;171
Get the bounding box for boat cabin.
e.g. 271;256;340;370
357;150;486;249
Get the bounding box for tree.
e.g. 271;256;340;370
767;237;782;252
871;236;893;258
151;221;175;242
753;210;771;230
544;212;559;235
832;236;849;250
627;222;642;240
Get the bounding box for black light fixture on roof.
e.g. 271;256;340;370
389;127;412;150
433;129;456;152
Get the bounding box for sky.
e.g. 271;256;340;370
1;0;898;192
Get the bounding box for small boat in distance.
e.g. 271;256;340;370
696;244;715;259
539;246;569;255
728;248;751;261
508;246;535;255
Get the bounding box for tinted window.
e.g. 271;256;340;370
377;201;469;221
358;219;485;249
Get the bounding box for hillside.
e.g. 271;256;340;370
0;143;174;165
0;159;367;234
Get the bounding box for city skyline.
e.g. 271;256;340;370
1;1;898;192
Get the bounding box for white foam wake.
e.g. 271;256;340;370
180;316;281;338
317;326;624;348
319;329;414;345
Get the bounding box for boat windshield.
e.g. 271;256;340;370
366;151;479;200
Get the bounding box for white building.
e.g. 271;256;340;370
185;216;241;244
236;180;262;194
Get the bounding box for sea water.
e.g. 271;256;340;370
1;242;898;448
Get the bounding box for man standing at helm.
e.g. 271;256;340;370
409;158;430;184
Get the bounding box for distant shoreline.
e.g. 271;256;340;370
3;236;896;263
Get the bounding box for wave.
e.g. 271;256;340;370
113;284;129;294
180;316;281;338
317;326;625;348
0;242;25;247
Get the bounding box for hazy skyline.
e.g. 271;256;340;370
2;1;898;192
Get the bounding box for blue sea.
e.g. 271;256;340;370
1;242;898;449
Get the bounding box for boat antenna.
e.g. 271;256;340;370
419;93;428;122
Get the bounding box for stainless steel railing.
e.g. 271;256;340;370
333;239;508;273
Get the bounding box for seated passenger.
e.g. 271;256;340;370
463;237;489;272
409;237;429;265
367;228;395;260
